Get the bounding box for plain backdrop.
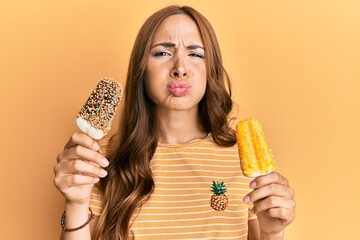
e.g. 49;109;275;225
1;0;359;239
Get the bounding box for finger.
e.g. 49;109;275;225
251;196;296;215
266;207;296;222
249;172;289;189
55;160;108;178
64;132;100;151
66;174;100;187
244;183;294;203
58;145;109;167
54;173;99;190
56;173;100;189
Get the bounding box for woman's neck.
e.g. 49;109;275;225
155;108;207;144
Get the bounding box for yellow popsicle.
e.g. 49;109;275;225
236;118;275;177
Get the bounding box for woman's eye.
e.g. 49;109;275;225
153;52;171;57
189;53;204;59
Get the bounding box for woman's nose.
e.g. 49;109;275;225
170;56;188;79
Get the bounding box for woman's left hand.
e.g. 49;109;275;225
243;172;296;237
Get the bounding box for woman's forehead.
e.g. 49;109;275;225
152;14;204;46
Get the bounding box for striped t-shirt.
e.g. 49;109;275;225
90;134;256;239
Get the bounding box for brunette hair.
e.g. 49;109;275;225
94;5;235;239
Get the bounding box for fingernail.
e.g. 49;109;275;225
250;181;257;189
99;169;108;177
101;157;109;167
94;177;100;183
93;142;100;151
243;195;250;203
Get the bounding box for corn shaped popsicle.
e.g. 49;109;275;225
236;118;275;178
76;78;122;140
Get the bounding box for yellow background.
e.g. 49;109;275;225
1;0;359;239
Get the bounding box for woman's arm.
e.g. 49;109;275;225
60;214;99;240
54;133;108;240
248;219;261;240
248;218;285;240
60;216;99;240
60;202;94;240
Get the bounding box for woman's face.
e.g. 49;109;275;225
144;14;206;112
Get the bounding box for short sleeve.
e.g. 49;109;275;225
90;184;104;216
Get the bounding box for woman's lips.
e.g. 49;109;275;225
168;82;190;96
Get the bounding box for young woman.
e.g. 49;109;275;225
54;5;295;240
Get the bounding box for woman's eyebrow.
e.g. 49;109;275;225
186;44;204;50
151;42;176;49
151;42;204;50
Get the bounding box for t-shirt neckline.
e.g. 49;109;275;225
157;133;212;148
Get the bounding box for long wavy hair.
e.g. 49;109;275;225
93;5;236;239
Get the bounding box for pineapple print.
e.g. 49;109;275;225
210;181;229;211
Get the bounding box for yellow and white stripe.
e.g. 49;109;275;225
90;135;256;239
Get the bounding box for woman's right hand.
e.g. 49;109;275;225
53;132;109;205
